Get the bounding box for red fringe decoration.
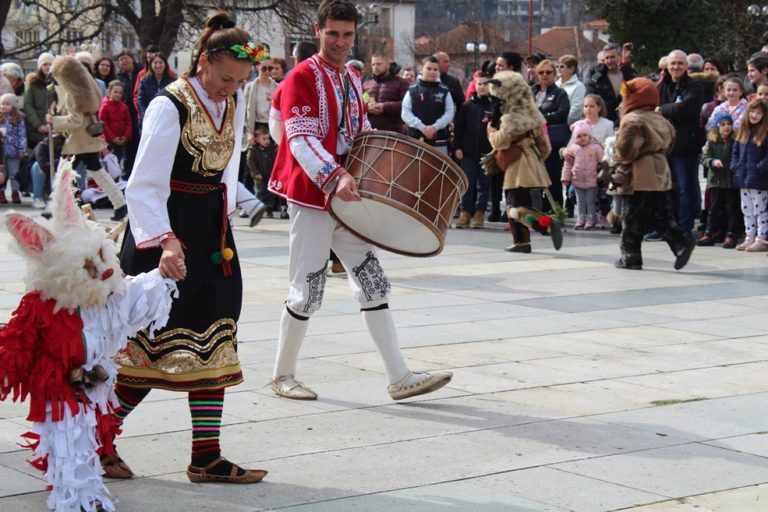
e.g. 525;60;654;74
18;431;48;472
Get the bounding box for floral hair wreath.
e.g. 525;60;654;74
230;41;270;64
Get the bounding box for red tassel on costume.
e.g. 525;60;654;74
95;410;122;455
222;259;232;277
18;431;48;472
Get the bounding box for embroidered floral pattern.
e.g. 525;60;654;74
303;263;328;314
353;251;390;302
314;162;338;187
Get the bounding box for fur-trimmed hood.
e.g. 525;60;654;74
50;55;102;114
489;70;545;136
688;70;720;84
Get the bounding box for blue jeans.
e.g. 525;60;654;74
459;158;490;213
31;162;49;199
667;154;701;232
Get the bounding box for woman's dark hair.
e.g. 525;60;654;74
704;57;724;75
498;51;522;72
144;52;171;82
185;11;251;78
96;57;116;83
317;0;358;28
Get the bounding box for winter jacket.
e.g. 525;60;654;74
561;140;603;189
531;83;570;127
137;74;175;121
23;73;53;148
1;114;27;158
363;72;409;132
585;62;638;122
440;72;464;120
705;100;748;132
98;96;132;144
731;138;768;191
402;79;454;146
701;136;734;189
657;73;706;156
556;74;586;125
453;93;497;159
615;110;675;193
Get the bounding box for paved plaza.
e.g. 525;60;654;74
1;204;768;511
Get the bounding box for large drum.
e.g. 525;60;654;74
329;131;468;257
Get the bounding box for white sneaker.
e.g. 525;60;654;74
32;198;46;209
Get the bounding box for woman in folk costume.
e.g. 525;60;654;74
113;11;267;483
46;56;127;221
0;163;176;512
483;70;563;253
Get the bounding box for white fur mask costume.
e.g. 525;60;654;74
7;163;124;312
1;162;177;512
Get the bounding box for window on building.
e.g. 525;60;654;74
15;30;39;47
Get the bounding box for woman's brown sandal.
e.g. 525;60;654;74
100;452;134;479
186;456;267;484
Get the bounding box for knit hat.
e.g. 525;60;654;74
713;112;734;127
620;77;660;114
37;52;55;69
75;51;94;65
0;94;18;109
571;119;593;137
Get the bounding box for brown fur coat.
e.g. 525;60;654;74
50;56;103;155
615;109;675;193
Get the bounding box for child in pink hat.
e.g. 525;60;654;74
561;119;604;229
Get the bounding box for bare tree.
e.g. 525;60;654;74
5;0;319;59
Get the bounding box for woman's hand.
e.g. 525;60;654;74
159;237;187;280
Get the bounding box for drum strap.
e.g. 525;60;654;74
339;74;350;132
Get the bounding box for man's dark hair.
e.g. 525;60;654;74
295;41;318;63
146;44;159;53
602;43;620;54
498;51;522;72
317;0;358;27
117;49;134;60
422;55;439;66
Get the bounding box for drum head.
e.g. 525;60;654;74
330;196;443;257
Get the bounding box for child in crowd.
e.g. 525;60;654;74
98;80;132;164
561;120;603;229
698;113;740;248
706;77;747;131
247;125;278;217
756;84;768;102
732;99;768;251
0;94;26;204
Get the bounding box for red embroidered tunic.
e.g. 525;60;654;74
269;54;371;210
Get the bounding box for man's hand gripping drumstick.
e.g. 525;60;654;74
334;171;361;202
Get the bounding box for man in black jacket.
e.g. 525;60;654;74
434;51;464;120
586;43;637;122
657;49;706;233
453;72;498;229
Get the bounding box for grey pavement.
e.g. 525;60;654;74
1;202;768;511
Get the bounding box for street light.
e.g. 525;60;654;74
748;4;768;39
466;41;487;71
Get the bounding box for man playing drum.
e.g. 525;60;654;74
267;0;452;401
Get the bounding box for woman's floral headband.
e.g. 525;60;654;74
230;41;270;64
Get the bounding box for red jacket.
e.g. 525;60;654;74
363;73;409;132
269;55;368;210
98;96;132;144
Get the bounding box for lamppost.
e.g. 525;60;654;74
466;41;487;72
748;3;768;39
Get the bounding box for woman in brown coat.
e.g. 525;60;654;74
485;70;563;253
47;56;127;221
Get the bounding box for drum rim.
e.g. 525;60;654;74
353;130;469;194
329;194;445;258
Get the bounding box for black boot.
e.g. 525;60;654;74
615;253;643;270
111;205;128;222
488;203;501;222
